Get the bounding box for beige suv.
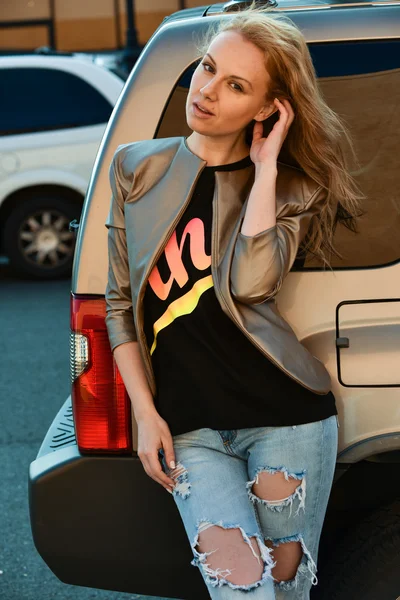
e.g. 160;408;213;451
29;2;400;599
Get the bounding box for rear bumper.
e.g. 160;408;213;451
28;398;207;599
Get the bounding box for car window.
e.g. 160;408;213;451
0;66;114;135
156;39;400;269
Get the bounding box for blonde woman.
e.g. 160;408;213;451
105;2;363;598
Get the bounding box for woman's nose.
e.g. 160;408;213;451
200;81;217;99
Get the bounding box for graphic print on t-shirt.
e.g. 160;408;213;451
147;216;213;355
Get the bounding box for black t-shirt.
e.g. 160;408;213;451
143;153;337;436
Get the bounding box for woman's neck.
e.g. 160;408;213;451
185;132;250;167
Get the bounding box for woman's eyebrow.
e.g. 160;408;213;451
204;52;253;89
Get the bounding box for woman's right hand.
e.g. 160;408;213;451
136;411;177;493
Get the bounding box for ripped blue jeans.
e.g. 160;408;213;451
159;415;338;600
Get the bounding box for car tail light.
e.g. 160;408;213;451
70;293;132;453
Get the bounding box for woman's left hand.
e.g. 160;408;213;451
250;98;295;167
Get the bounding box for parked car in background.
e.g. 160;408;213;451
29;1;400;599
31;45;132;80
0;54;124;279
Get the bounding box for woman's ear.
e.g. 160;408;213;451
254;101;278;122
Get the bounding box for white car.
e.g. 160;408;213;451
0;54;124;279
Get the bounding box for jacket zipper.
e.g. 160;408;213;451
137;162;208;395
211;177;328;396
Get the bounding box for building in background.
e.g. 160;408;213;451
0;0;207;53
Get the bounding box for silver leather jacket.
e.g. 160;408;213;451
105;135;332;397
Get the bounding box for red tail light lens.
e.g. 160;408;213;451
70;293;132;453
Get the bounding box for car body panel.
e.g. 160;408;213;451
0;126;107;203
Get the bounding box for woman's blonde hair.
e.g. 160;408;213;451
195;0;365;268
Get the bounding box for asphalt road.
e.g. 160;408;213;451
0;263;174;600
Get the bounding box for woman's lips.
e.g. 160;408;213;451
192;102;214;118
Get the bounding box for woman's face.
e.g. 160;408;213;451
186;30;275;138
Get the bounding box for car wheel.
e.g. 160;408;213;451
312;499;400;600
3;192;81;280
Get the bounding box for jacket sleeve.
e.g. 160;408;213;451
230;184;328;305
104;149;138;352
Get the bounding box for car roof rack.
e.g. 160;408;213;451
206;0;400;15
222;0;278;10
150;0;400;33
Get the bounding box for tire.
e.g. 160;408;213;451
3;192;81;280
312;499;400;600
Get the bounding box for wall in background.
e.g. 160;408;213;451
0;0;208;52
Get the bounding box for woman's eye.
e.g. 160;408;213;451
231;83;243;92
201;62;213;72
